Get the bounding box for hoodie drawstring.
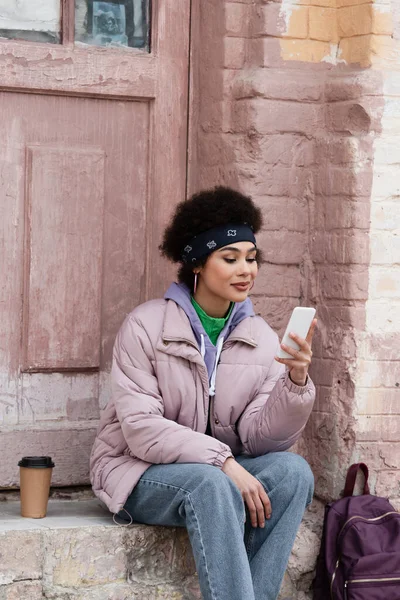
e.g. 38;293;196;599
200;333;206;360
209;336;224;397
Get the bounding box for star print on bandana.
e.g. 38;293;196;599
181;224;256;263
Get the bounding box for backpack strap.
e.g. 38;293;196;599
343;463;370;497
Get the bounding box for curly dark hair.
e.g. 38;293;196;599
159;186;264;290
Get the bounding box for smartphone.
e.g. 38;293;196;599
277;307;316;359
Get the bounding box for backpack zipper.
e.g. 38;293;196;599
330;558;340;599
344;577;400;600
338;511;399;540
330;511;400;599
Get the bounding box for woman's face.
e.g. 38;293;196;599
195;241;258;311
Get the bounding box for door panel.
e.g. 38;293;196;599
24;145;105;371
0;1;190;487
1;92;150;484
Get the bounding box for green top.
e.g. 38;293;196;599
191;297;234;346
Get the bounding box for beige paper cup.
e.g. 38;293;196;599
18;456;54;518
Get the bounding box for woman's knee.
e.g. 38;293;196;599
286;453;314;501
191;463;240;494
188;464;244;513
259;452;314;501
285;453;313;482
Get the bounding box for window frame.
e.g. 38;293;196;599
0;0;151;51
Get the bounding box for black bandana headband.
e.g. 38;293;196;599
182;224;257;263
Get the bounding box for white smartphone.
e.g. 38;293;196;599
277;307;316;359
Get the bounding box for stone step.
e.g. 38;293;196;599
0;499;322;599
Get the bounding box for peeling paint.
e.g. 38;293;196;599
321;43;347;65
279;1;295;33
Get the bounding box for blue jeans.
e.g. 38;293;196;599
122;452;314;600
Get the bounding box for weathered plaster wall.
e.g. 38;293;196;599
190;0;399;508
305;74;384;501
351;69;400;505
190;0;325;339
273;0;393;66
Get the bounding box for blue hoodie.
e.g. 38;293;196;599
164;283;255;396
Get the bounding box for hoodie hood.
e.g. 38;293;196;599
164;283;254;392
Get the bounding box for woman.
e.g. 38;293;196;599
90;186;317;600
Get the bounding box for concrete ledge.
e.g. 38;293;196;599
0;499;322;599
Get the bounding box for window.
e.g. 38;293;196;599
0;0;61;44
0;0;151;50
75;0;150;51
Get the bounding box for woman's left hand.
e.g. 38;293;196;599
275;319;317;386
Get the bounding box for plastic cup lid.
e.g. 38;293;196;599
18;456;55;468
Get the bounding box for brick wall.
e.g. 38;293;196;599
190;0;325;340
190;0;399;506
259;0;394;66
352;66;400;506
305;75;384;500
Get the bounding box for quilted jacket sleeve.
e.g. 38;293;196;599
112;316;233;468
237;336;315;456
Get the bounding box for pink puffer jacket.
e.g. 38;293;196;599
90;298;315;514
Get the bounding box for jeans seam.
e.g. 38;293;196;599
187;492;218;600
138;478;192;494
245;527;256;557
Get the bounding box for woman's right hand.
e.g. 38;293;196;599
222;457;271;528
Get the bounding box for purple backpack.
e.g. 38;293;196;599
313;462;400;600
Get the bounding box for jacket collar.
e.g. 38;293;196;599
161;299;258;350
156;300;204;369
226;317;258;347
